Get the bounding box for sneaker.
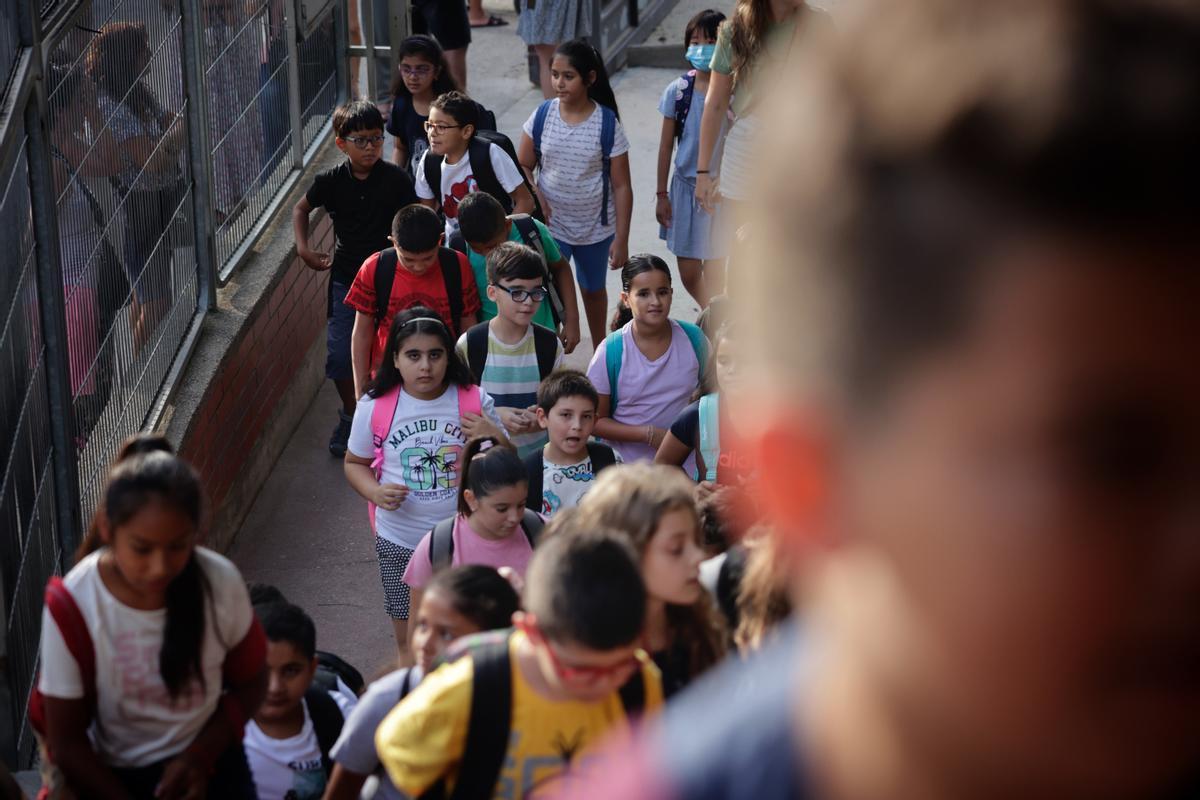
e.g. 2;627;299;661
329;409;353;457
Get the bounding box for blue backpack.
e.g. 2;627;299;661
531;99;617;225
604;321;708;414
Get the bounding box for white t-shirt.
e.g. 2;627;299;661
522;100;630;246
243;698;326;800
38;548;255;767
538;448;623;519
414;142;525;238
347;384;505;549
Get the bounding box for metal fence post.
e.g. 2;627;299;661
334;0;349;103
24;77;83;565
360;0;376;100
179;0;219;310
387;0;408;86
285;0;306;168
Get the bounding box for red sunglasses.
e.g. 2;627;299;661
518;619;642;683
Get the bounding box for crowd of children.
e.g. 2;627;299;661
28;0;1200;798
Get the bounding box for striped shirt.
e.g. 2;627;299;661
456;324;563;457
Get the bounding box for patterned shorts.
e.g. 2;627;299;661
375;537;414;620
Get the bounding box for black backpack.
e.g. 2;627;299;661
304;686;345;778
373;246;466;337
311;650;365;697
418;628;647;800
523;443;617;513
423;133;546;222
463;320;558;386
426;510;545;572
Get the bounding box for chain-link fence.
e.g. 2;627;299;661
0;0;348;769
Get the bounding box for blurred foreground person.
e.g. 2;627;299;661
561;0;1200;798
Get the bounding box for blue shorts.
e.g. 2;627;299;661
555;235;615;293
326;279;354;381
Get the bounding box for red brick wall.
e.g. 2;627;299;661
179;215;333;509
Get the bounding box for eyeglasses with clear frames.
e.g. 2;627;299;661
423;122;463;134
400;64;434;77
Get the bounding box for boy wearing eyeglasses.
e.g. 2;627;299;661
376;525;663;800
293;100;418;457
415;91;534;240
455;242;563;458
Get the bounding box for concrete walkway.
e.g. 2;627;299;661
231;0;725;678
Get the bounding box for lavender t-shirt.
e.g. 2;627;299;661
402;513;534;589
587;320;705;463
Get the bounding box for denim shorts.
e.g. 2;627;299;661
555;235;616;293
326;279;355;381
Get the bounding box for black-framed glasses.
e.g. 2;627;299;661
493;284;548;304
345;134;385;148
423;122;463;134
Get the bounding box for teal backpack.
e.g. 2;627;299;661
697;393;721;482
604;321;708;413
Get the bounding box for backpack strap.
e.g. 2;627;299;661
464;322;490;384
438;248;465;336
598;105;616;226
423;152;444;210
617;669;646;718
520;508;544;548
305;687;345;777
698;394;721;483
678;320;709;387
586;442;616;475
374;248;398;325
531;324;559;379
604;328;625;414
29;578;96;736
511;215;563;329
447;630;515;800
457;383;482;419
368;386;402;532
428;516;458;573
531;99;554;170
522;449;545;513
466;139;512;213
674;70;698;141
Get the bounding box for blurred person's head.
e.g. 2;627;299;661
743;0;1200;794
733;535;793;654
257;602;318;724
516;522;647;703
86;22;149;94
411;565;520;673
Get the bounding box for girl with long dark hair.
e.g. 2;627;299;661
36;435;266;799
343;307;506;655
385;35;459;175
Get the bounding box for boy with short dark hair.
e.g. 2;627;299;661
570;1;1200;798
293;100;418;457
344;204;480;397
525;369;620;517
455;242;562;457
244;603;345;800
375;525;663;799
415;91;534;240
458;191;581;353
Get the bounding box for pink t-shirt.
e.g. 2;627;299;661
402;513;534;589
587;320;706;463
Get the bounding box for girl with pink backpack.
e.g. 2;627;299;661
343;307;506;657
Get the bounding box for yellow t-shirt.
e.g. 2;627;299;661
376;630;663;799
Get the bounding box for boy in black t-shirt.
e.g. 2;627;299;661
293;100;418;456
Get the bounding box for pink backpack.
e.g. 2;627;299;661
368;384;482;531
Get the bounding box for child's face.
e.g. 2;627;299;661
487;276;545;327
258;640;316;724
713;336;741;396
537;395;598;459
530;626;643;703
770;239;1200;791
464;482;528;539
466;226;510;258
104;502;196;603
394;241;442;276
411;588;482;674
393;332;448;398
399;54;437;97
550;56;591;103
335;126;385;172
622;270;673;326
426;106;470;157
641;507;705;606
